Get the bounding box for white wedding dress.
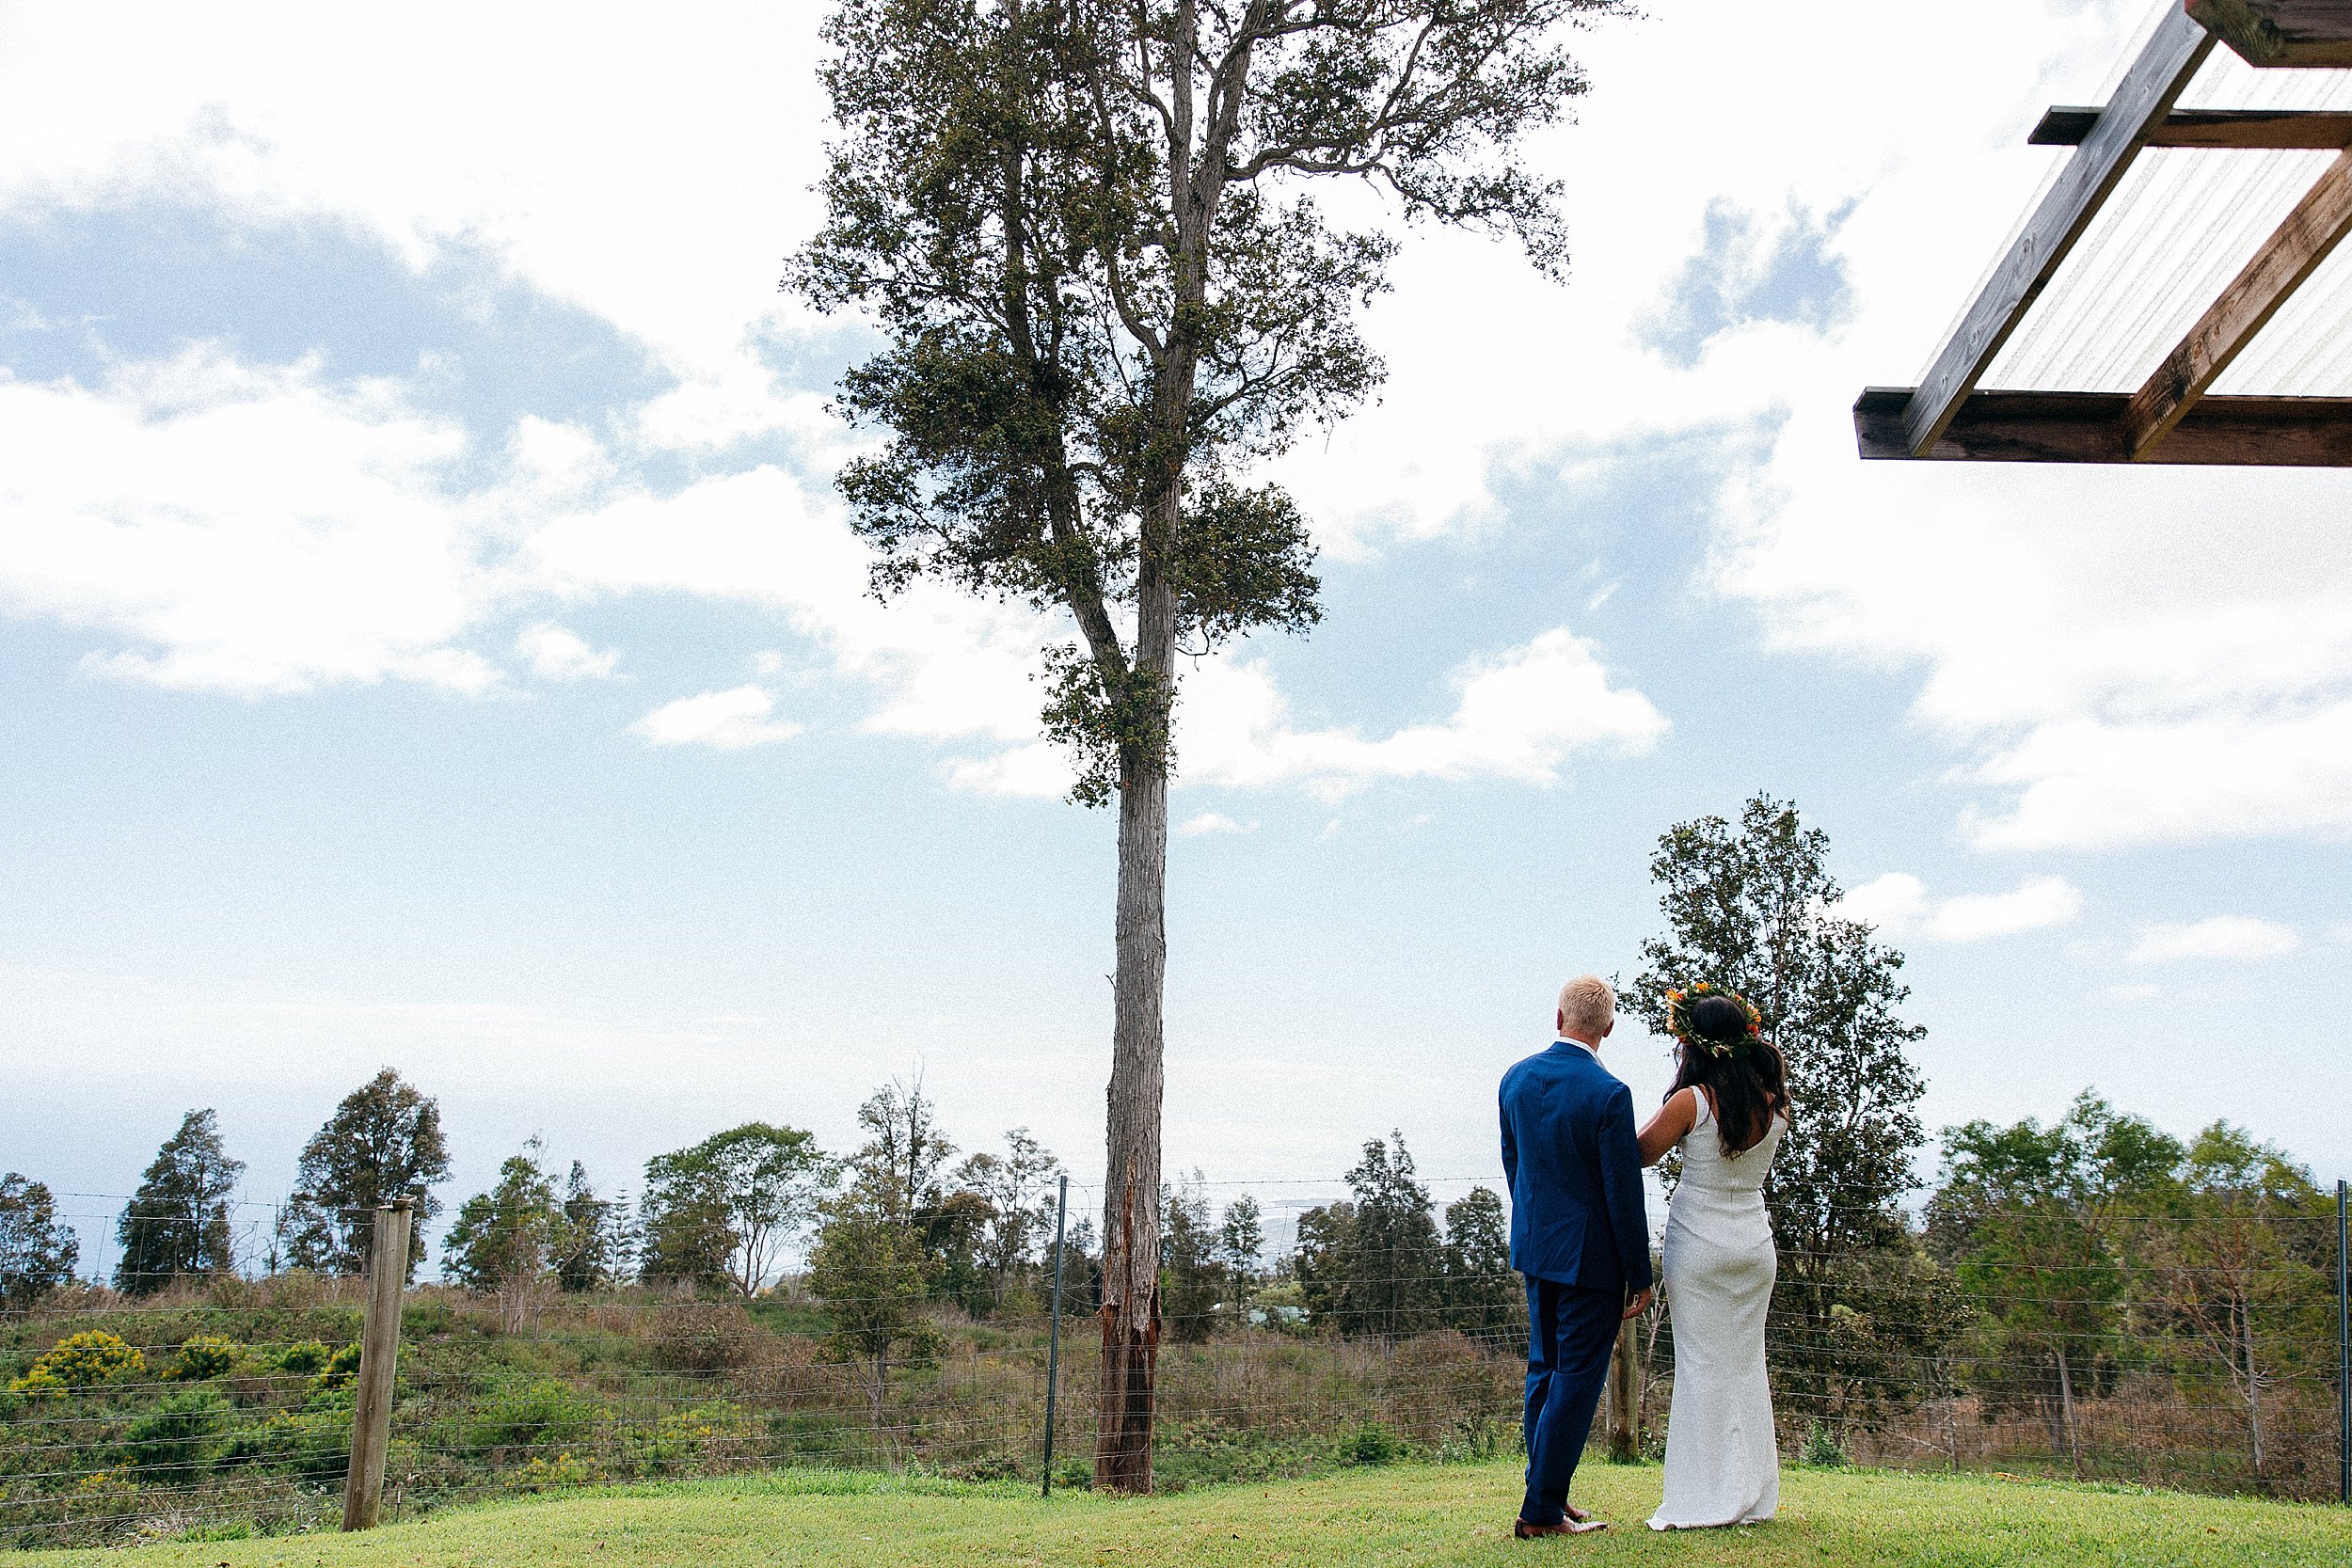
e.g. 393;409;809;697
1649;1090;1784;1530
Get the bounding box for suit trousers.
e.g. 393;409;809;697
1520;1276;1621;1526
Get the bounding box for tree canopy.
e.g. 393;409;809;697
115;1110;243;1296
278;1068;451;1279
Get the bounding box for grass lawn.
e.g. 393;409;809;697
24;1461;2352;1568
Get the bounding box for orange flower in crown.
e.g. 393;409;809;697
1663;981;1764;1058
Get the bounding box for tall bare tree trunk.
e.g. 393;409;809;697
1096;741;1168;1491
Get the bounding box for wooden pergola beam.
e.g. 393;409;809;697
1899;9;2214;457
1856;387;2352;465
2125;147;2352;456
2190;0;2352;69
2031;105;2352;148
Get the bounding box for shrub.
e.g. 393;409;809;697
506;1450;595;1491
639;1400;766;1475
471;1378;597;1452
166;1334;246;1381
11;1330;146;1394
1341;1423;1406;1465
1802;1420;1847;1467
945;1452;1025;1483
123;1388;232;1481
647;1304;765;1373
274;1340;331;1376
313;1342;362;1391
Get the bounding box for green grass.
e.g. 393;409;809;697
22;1461;2352;1567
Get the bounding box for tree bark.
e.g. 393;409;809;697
2054;1345;2081;1476
2240;1301;2265;1476
1096;741;1168;1492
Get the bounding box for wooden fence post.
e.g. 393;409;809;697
342;1202;413;1532
1607;1313;1641;1461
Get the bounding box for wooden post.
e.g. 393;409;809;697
1607;1313;1641;1461
342;1202;412;1532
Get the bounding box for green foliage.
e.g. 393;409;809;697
1160;1175;1224;1343
1339;1423;1407;1465
1438;1187;1518;1339
443;1144;565;1300
313;1341;363;1391
122;1387;232;1481
278;1068;452;1278
1216;1195;1263;1318
1295;1133;1442;1337
222;1391;353;1481
808;1203;940;1412
947;1129;1064;1313
556;1161;632;1293
273;1339;331;1376
2146;1123;2334;1477
13;1329;146;1394
0;1173;81;1308
115;1108;245;1295
471;1377;600;1453
789;0;1619;804
1930;1091;2183;1461
165;1334;247;1381
1629;794;1936;1416
1802;1420;1848;1467
641;1124;832;1296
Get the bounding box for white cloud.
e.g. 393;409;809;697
629;685;801;750
516;623;618;681
24;0;2315;858
1928;876;2085;942
2127;916;2301;965
1836;872;2082;943
1179;627;1666;799
1837;872;1928;935
1178;812;1253;836
1964;706;2352;851
0;5;837;412
0;350;495;695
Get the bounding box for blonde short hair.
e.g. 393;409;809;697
1557;974;1615;1037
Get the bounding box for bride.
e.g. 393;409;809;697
1634;984;1789;1530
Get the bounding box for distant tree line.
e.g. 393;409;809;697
4;794;2338;1489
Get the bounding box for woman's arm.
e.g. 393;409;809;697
1636;1086;1699;1167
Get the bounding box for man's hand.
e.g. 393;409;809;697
1623;1287;1653;1320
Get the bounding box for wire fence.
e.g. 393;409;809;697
3;1195;2346;1548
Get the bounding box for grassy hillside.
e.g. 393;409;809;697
24;1460;2352;1568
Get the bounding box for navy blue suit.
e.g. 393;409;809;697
1500;1039;1652;1526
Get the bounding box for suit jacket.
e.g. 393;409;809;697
1499;1039;1653;1293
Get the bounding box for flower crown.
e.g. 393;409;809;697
1663;981;1763;1059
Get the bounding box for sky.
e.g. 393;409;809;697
4;1;2348;1277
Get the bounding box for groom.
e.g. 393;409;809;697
1499;974;1653;1537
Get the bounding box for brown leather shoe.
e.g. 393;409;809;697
1515;1515;1608;1538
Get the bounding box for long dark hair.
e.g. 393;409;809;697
1667;994;1788;1155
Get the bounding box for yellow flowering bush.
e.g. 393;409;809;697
9;1330;146;1396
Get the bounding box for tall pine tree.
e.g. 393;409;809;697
116;1110;243;1295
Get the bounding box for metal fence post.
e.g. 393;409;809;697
1041;1174;1070;1497
343;1202;413;1531
2337;1178;2347;1507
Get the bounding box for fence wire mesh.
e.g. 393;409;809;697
3;1196;2345;1548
